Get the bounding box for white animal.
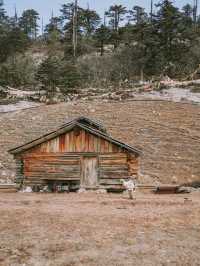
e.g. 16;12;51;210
121;179;136;199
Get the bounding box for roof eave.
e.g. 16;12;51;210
8;122;142;156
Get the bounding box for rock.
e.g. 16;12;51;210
177;186;194;194
96;189;107;194
0;86;8;98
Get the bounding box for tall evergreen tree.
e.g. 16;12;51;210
45;16;63;35
0;0;7;23
19;9;40;40
154;1;182;65
105;5;127;48
60;2;81;40
81;8;101;36
106;5;127;31
95;24;111;56
130;6;148;24
36;56;80;94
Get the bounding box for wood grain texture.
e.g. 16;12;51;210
24;128;122;154
18;128;139;188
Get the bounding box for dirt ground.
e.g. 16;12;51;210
0;192;200;266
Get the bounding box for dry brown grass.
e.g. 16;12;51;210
1;100;200;184
0;192;200;266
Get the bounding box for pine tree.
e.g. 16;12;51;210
60;2;81;41
0;0;7;23
19;9;40;40
45;16;63;53
105;5;127;48
81;8;101;36
95;24;111;56
36;56;80;94
130;6;148;24
154;1;182;69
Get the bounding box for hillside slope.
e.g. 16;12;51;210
0;100;200;184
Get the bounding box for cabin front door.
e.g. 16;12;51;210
81;156;98;188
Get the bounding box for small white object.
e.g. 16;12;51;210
96;189;107;194
78;188;86;193
21;186;32;193
121;179;136;191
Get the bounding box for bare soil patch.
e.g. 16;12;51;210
0;192;200;266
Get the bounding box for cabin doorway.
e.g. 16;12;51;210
81;156;98;188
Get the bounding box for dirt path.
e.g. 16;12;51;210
0;192;199;266
0;101;42;113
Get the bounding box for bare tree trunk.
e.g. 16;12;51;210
100;40;104;56
193;0;198;25
73;0;78;57
151;0;153;22
140;68;144;82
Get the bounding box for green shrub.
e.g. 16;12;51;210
0;54;37;87
36;56;80;94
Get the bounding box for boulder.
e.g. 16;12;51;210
177;186;195;194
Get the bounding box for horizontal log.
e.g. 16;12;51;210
100;161;127;166
99;166;128;171
99;179;124;185
99;173;129;179
99;153;127;160
24;158;80;163
24;180;47;184
25;173;80;178
99;169;128;174
25;165;80;171
37;177;80;181
100;184;124;189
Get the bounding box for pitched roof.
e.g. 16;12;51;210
8;116;141;155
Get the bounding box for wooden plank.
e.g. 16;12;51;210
59;134;66;152
25;172;80;178
104;139;109;152
99;166;128;172
81;157;98;187
85;131;90;152
99;153;127;159
39;177;80;181
88;134;95;152
100;160;128;165
99;184;123;189
100;138;105;153
93;134;98;152
99;179;125;185
100;174;128;179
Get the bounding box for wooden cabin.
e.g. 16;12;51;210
9;117;141;191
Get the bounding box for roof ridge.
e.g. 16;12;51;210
8;117;142;155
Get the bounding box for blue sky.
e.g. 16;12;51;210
4;0;195;27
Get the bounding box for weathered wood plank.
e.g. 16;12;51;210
99;174;128;179
99;165;128;171
99;179;125;185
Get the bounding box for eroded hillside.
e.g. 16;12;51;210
0;100;200;184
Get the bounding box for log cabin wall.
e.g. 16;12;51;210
15;127;139;189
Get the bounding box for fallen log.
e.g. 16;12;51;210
0;184;18;193
154;185;180;194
